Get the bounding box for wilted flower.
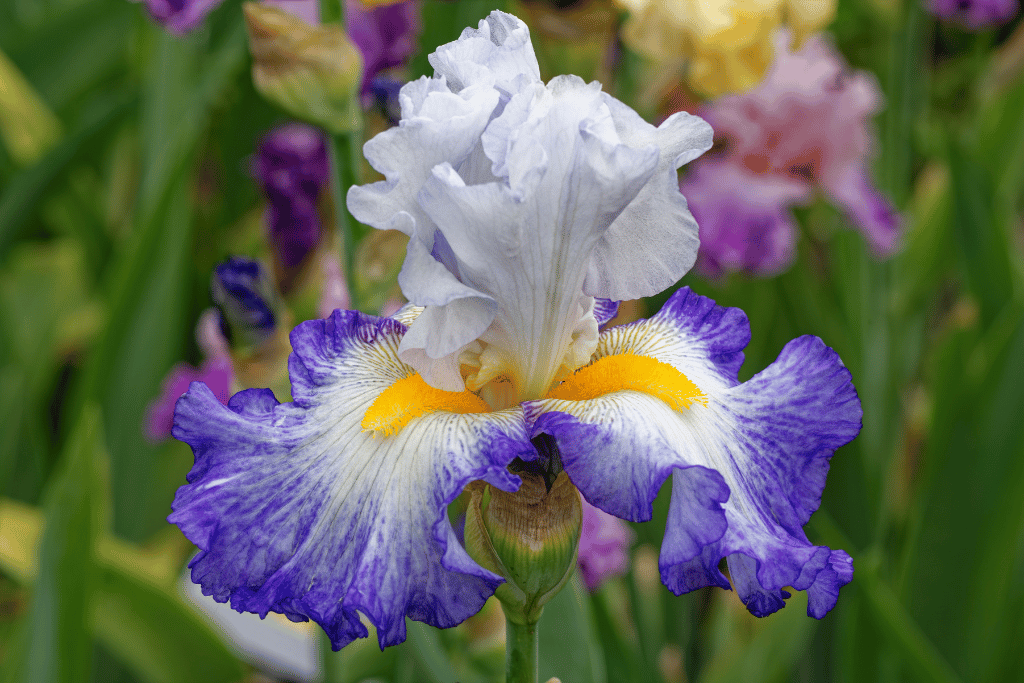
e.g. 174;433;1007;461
171;12;859;650
686;29;899;275
615;0;837;96
245;2;364;133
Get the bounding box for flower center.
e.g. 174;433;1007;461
362;373;491;436
545;353;708;411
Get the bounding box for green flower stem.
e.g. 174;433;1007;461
318;0;363;312
505;608;540;683
326;130;363;312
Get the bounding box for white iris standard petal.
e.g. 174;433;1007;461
170;311;534;650
349;11;711;402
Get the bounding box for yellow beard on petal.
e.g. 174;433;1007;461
362;373;491;436
545;354;708;411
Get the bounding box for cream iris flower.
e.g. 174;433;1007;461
170;11;860;651
615;0;837;96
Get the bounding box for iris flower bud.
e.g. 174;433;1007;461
244;2;363;133
211;257;279;350
464;438;583;625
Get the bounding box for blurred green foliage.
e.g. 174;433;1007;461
1;0;1023;682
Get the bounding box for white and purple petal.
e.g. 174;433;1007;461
526;287;861;618
170;311;533;650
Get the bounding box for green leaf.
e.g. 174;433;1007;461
946;136;1014;326
70;19;249;541
961;315;1024;683
12;405;106;683
538;574;607;683
91;563;246;683
0;90;134;257
406;620;487;683
699;593;816;683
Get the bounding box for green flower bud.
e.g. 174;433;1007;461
243;3;362;134
465;468;582;625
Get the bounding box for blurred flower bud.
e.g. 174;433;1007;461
139;0;223;35
244;2;363;133
346;0;420;101
578;497;634;591
465;440;582;625
211;257;279;349
253;123;330;286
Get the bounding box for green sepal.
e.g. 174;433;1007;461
465;471;582;626
244;3;363;134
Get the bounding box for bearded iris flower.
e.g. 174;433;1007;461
171;11;860;651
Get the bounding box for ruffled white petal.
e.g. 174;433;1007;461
348;10;713;400
427;11;541;96
584;98;714;300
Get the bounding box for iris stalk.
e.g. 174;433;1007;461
320;0;363;312
505;612;539;683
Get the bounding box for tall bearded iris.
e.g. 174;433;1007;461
171;11;861;651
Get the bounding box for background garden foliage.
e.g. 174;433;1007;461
1;0;1023;682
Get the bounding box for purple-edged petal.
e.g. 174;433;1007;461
170;310;533;650
526;287;861;618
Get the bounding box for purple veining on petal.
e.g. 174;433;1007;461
170;309;533;650
526;287;859;619
594;298;620;328
648;286;751;384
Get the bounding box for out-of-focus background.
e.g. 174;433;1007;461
1;0;1022;681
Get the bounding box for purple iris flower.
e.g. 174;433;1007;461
928;0;1019;28
139;0;222;34
346;0;420;100
253;124;330;273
